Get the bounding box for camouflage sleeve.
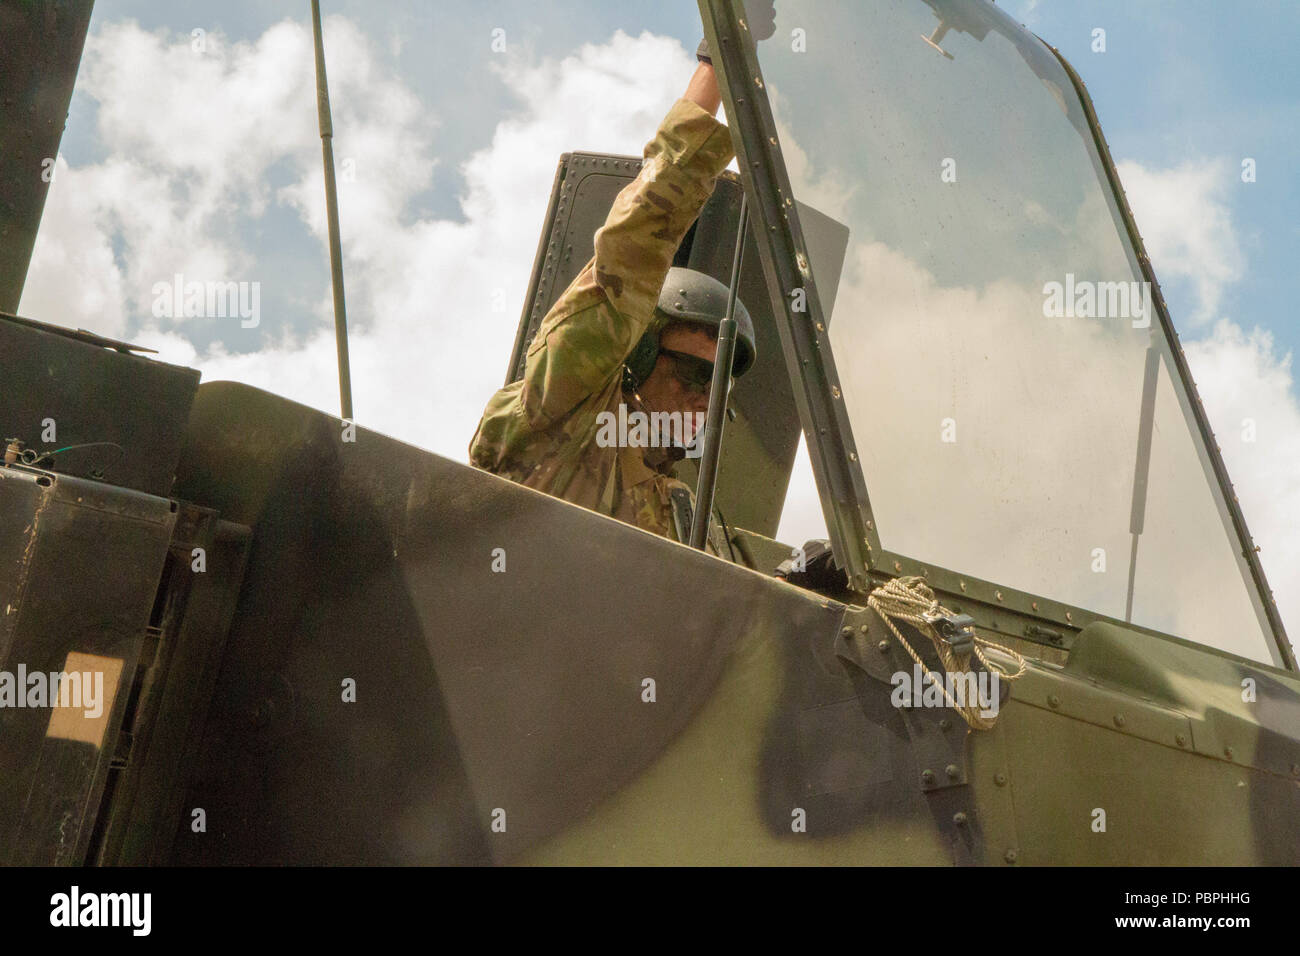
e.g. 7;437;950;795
520;98;736;427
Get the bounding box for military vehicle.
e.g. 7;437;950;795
1;0;1296;867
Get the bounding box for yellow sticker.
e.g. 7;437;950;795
44;652;125;748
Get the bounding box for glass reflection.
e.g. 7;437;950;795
750;0;1274;662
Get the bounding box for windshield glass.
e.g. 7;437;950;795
748;0;1279;663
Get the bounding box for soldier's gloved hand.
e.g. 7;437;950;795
696;0;778;63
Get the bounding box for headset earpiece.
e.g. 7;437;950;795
623;324;661;390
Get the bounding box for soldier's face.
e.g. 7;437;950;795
639;324;719;444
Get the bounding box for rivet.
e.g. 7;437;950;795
1066;611;1073;623
1224;746;1234;760
959;581;967;592
1004;849;1018;864
849;452;857;461
1113;714;1125;728
939;718;951;731
894;561;902;573
1031;601;1039;611
921;770;935;786
858;623;869;634
994;772;1007;787
995;591;1004;602
877;640;890;653
945;764;959;779
953;812;968;826
840;626;853;637
1048;694;1060;709
1176;734;1187;747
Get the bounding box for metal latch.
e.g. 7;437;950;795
922;611;976;657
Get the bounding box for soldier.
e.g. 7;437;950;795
469;57;757;546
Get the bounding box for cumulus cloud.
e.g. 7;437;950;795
1116;158;1245;325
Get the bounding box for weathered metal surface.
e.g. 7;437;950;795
0;464;174;865
91;507;251;866
0;0;95;312
0;312;200;497
169;381;851;863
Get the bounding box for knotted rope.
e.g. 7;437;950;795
868;576;1027;730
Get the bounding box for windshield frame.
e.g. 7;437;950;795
700;0;1295;670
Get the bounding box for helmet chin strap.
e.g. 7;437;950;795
620;373;694;459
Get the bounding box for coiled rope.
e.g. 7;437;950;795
868;576;1028;730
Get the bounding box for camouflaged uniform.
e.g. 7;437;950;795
469;98;734;545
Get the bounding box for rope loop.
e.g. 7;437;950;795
868;576;1027;730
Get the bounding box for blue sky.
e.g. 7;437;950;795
22;0;1299;641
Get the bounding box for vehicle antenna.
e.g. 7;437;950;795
688;194;748;551
311;0;354;422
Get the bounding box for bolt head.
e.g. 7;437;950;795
920;770;935;786
1048;694;1060;709
945;764;960;779
953;812;968;826
994;772;1007;787
1113;714;1126;728
1004;849;1018;864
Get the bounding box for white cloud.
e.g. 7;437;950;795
1115;158;1245;325
1184;321;1300;647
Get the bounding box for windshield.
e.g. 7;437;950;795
747;0;1280;663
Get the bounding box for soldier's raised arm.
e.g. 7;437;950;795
518;62;735;427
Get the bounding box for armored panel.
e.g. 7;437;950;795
0;465;175;865
0;312;200;497
169;381;847;864
90;507;251;866
506;150;847;540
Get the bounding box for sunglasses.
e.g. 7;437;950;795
660;348;715;394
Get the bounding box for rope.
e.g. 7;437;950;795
868;576;1027;730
